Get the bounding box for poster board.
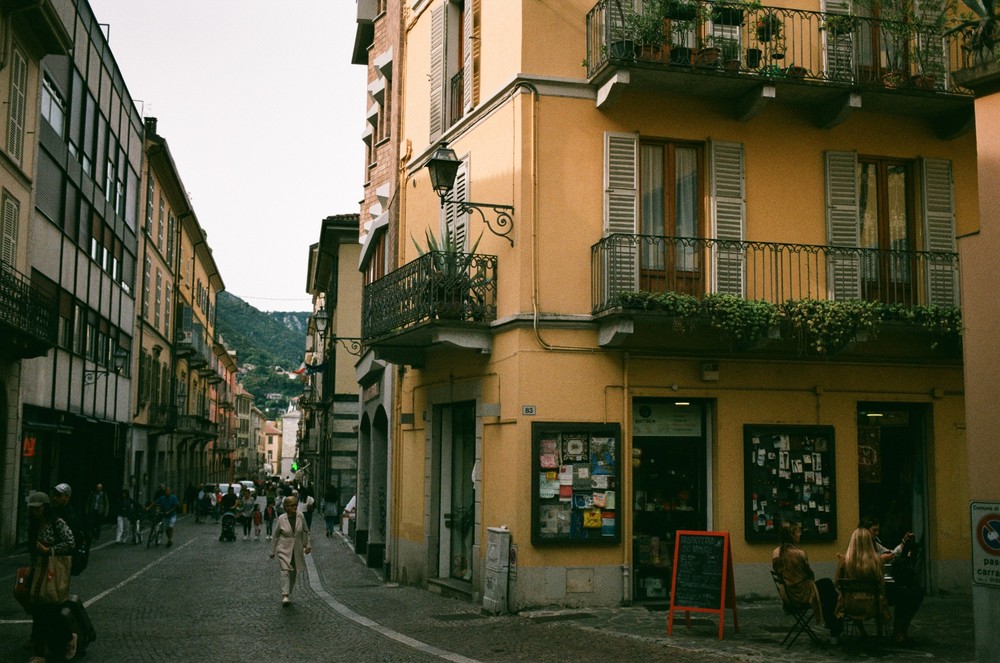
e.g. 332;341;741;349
743;425;837;542
667;530;738;640
531;422;621;546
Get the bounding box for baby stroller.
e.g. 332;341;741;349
219;511;237;542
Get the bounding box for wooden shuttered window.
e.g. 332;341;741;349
2;193;19;266
825;150;862;300
444;161;469;250
603;132;639;296
429;3;448;140
921;157;958;306
822;0;855;82
710;141;746;296
7;47;27;164
463;0;481;113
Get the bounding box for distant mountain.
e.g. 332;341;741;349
216;291;309;418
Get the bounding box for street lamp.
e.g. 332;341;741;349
425;142;515;246
314;307;330;340
83;347;128;385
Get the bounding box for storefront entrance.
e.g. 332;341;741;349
631;399;709;602
857;403;929;584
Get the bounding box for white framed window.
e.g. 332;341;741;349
41;76;66;138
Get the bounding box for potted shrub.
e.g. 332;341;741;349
412;229;490;320
625;4;668;61
755;12;782;41
746;47;763;67
822;13;857;36
717;37;742;70
664;0;699;21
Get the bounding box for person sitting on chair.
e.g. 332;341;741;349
835;527;892;635
861;516;924;645
773;520;843;643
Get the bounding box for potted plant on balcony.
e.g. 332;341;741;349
664;0;699;20
412;229;490;320
711;0;752;26
625;3;669;61
822;13;857;36
955;0;1000;67
755;12;782;41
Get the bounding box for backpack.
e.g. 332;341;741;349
71;530;90;576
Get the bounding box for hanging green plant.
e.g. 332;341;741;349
701;294;780;344
781;299;883;355
615;290;701;316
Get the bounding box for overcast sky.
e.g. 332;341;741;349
88;0;367;312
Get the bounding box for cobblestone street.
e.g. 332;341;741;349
0;515;976;662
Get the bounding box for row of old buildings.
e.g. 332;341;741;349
0;0;289;550
299;0;1000;658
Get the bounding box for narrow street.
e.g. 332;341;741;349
0;515;714;663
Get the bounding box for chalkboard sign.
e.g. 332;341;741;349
667;531;739;640
672;533;724;609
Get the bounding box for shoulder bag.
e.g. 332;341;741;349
30;555;72;605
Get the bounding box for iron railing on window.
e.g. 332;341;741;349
586;0;970;93
592;234;959;313
0;258;57;346
362;251;497;341
450;68;465;126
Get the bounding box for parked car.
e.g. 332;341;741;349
238;480;256;495
218;482;242;497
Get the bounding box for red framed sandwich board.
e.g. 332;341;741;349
667;530;739;640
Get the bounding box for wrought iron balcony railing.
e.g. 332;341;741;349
450;68;465;126
0;258;57;356
592;234;959;313
362;251;497;342
586;0;971;94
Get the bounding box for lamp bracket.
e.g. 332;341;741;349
331;337;365;357
440;197;515;247
83;368;119;385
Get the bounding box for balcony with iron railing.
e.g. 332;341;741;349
0;258;57;359
362;251;497;364
585;0;972;136
592;234;962;361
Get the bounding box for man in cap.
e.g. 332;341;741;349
85;482;109;541
52;483;87;549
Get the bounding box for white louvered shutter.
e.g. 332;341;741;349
825;151;861;300
823;0;855;82
1;194;19;266
711;141;746;296
921;158;958;306
444;161;469;250
7;48;27;163
604;132;639;297
464;0;481;113
429;4;448;140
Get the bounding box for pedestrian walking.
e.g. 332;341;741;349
269;495;312;606
86;482;109;541
264;502;276;540
323;483;340;537
115;489;134;544
299;486;316;530
26;490;77;662
252;503;263;540
155;486;180;547
239;490;255;540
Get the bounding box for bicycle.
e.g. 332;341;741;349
146;507;163;548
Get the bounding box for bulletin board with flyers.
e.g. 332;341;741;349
743;425;837;542
532;422;621;545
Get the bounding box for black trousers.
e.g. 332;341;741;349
886;582;924;634
31;603;72;657
816;577;844;636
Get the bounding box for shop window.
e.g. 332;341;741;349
743;424;837;542
532;422;621;545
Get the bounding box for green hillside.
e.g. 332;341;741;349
215;291;309;419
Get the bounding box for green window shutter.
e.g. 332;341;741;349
825;150;861;300
463;0;480;113
710;140;746;296
921;157;958;306
7;48;27;163
429;4;447;140
604;132;638;295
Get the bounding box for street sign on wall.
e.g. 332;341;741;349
970;502;1000;587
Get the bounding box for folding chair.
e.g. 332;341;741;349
771;570;822;648
836;577;886;639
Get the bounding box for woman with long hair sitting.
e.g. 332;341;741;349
773;520;843;643
836;527;891;635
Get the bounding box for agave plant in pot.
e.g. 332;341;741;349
412;229;491;320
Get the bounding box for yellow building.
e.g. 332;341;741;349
361;0;975;609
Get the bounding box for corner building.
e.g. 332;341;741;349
366;0;976;608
